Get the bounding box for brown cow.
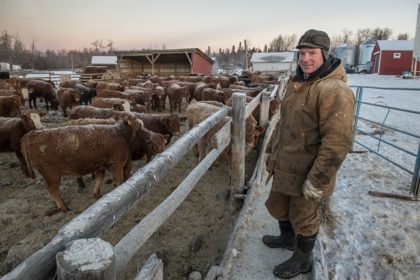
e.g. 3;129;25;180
186;101;265;161
21;114;143;211
0;95;23;117
151;85;166;112
91;97;131;112
166;83;189;113
69;106;180;144
57;88;81;117
26;80;59;111
0;111;43;176
59;80;77;88
201;88;225;103
132;112;180;144
69;105;132;120
95;82;124;95
66;118;169;163
0;89;25;105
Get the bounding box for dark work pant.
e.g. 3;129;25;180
265;190;321;236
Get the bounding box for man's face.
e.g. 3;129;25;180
298;48;324;75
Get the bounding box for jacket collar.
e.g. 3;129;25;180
293;56;342;83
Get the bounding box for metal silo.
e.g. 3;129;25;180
359;39;375;65
334;43;356;67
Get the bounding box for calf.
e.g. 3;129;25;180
132;112;180;144
67;118;169;162
151;85;166;112
96;81;124;95
74;83;97;105
186;101;264;161
0;111;43;176
166;83;189;113
201;88;225;103
0;95;23;117
91;97;131;112
69;105;132;120
69;106;180;144
21;115;142;211
27;80;59;111
57;88;81;117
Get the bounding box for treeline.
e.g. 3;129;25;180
0;27;410;71
0;30;114;70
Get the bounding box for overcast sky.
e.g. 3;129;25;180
1;0;418;52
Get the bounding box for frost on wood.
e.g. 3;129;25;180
56;238;115;275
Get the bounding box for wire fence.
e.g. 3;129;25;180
351;85;420;197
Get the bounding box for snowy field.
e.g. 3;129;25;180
320;74;420;279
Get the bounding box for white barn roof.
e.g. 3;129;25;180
377;40;414;51
250;52;295;63
91;56;117;65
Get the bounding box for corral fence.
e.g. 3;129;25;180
351;85;420;198
2;77;289;280
23;70;80;87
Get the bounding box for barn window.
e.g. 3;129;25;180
393;52;401;59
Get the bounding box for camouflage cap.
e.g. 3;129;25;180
296;29;330;51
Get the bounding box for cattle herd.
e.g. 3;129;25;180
0;71;280;213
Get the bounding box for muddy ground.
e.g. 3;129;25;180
0;103;258;279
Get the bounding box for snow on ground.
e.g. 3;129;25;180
319;74;420;280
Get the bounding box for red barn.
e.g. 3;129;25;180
115;48;214;77
371;40;420;75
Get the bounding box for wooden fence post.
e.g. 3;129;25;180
231;92;246;209
259;91;270;127
56;238;115;280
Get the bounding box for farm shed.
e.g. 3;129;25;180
91;55;117;69
115;48;214;78
250;51;297;73
370;40;420;75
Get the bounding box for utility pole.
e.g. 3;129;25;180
70;51;74;70
244;39;248;70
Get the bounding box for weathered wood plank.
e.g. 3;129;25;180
259;92;271;127
245;91;261;119
134;253;163;280
56;238;115;280
231;93;246;199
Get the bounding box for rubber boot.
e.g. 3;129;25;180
262;220;295;250
273;233;317;279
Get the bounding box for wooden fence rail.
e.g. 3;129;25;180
2;107;229;280
2;78;284;280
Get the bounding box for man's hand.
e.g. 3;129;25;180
302;179;323;200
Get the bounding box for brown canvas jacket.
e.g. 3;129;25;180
268;60;355;196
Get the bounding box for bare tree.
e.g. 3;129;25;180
91;40;100;52
353;28;372;66
269;34;297;52
371;28;393;40
342;28;353;43
397;33;409;40
107;40;114;52
0;30;13;62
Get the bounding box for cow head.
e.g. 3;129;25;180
245;115;265;154
166;114;181;136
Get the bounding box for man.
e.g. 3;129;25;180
264;29;355;278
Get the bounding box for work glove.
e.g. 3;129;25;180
302;179;323;201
